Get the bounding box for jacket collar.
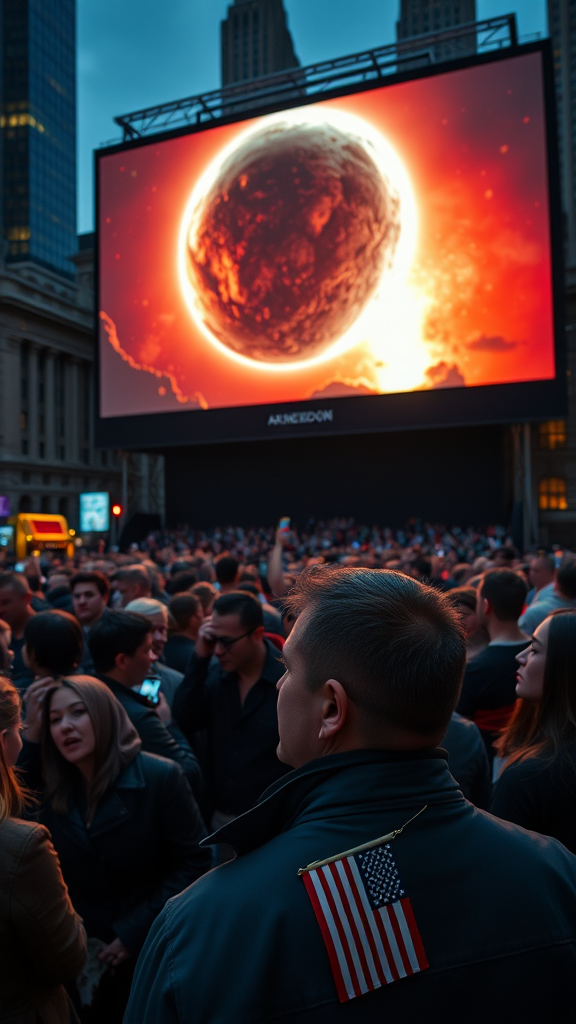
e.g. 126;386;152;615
203;747;458;856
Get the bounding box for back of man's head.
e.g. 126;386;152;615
88;611;151;675
24;610;83;675
166;569;198;596
556;556;576;600
287;567;465;738
112;567;151;592
479;568;527;622
214;554;240;586
212;590;264;630
169;593;202;631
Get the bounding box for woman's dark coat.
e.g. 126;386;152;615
37;750;211;955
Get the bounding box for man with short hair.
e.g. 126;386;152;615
71;570;111;674
173;591;288;826
125;597;184;707
88;611;201;794
214;553;241;595
457;569;529;760
525;554;556;606
0;572;36;687
127;567;576;1024
110;567;151;608
164;594;204;674
518;556;576;633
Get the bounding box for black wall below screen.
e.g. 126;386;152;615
163;425;508;528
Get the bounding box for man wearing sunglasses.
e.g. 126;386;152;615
173;590;288;832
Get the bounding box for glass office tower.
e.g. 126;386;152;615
1;0;76;277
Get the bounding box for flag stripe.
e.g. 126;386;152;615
322;866;369;996
387;902;414;976
345;857;394;985
316;867;360;999
372;906;402;982
378;907;407;978
304;870;352;1002
333;859;380;991
393;901;420;973
399;897;429;970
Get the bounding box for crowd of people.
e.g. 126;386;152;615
0;518;576;1021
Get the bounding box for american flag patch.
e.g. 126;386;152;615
302;842;428;1002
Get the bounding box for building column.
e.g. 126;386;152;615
44;352;56;461
27;344;39;460
66;358;80;463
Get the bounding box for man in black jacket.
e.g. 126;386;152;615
88;611;202;797
127;567;576;1024
173;591;289;827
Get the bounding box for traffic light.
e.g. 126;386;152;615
111;503;123;518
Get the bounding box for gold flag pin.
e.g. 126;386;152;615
297;805;428;876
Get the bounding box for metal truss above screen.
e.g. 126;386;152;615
113;16;518;142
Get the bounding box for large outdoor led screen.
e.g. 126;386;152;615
96;44;565;448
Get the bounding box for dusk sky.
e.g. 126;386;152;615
78;0;547;233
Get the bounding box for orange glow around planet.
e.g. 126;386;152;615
183;116;402;364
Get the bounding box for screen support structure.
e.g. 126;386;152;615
113;16;517;142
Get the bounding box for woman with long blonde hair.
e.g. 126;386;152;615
0;674;86;1024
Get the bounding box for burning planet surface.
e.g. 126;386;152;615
180;109;409;367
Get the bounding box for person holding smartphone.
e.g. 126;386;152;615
86;612;202;798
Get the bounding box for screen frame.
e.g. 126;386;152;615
94;39;567;451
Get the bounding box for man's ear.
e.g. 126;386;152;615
253;625;265;642
115;651;129;673
318;679;349;741
483;597;490;617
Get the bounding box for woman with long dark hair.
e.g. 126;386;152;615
22;676;210;1023
0;675;86;1024
491;609;576;853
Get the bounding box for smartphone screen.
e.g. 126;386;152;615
139;677;161;705
279;517;291;533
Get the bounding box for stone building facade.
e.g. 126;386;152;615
0;235;164;531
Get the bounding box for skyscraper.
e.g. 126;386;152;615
548;1;576;267
397;0;477;62
221;0;300;87
0;0;76;277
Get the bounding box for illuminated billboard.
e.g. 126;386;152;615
79;492;110;533
96;43;565;449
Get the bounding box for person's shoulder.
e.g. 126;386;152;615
0;817;51;862
158;662;183;685
500;746;576;784
137;749;186;782
449;711;482;735
475;804;576;882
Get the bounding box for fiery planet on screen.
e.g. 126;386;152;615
180;110;408;367
98;51;556;418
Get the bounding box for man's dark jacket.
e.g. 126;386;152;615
98;674;202;797
173;639;289;817
125;749;576;1024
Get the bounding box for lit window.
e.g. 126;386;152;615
539;420;567;449
539;477;568;510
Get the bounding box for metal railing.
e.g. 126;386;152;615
113;15;518;142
